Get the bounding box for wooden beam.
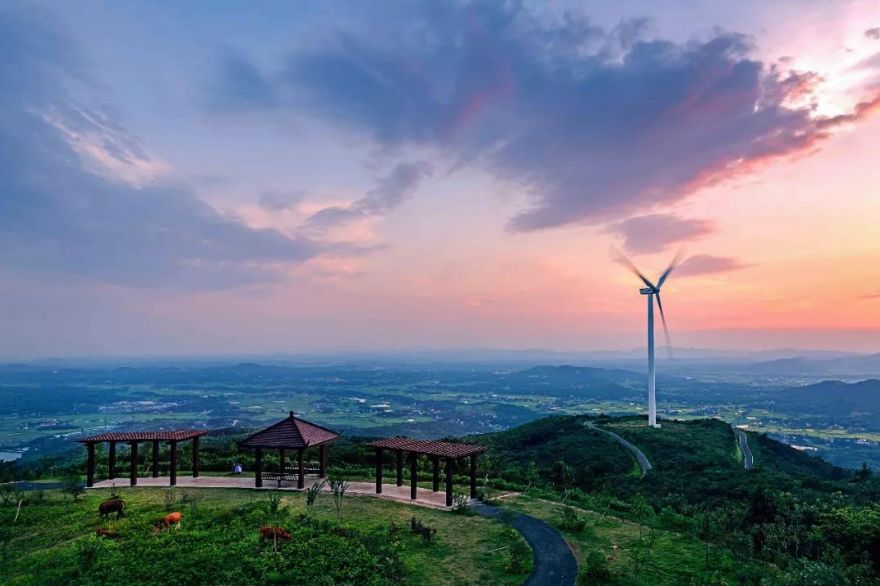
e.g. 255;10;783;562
396;450;404;486
375;447;383;494
192;436;200;478
410;452;418;500
255;448;263;488
129;442;138;486
432;456;440;492
169;440;178;486
151;440;160;478
297;448;305;489
108;441;117;480
86;442;95;488
445;458;455;507
469;454;477;499
319;444;326;478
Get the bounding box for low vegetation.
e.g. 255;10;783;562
3;487;529;585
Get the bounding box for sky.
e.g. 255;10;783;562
2;0;880;359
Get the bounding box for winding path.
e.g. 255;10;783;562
473;503;577;586
734;427;754;470
585;421;652;478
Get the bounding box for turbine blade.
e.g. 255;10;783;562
656;248;684;289
612;248;657;290
655;292;673;357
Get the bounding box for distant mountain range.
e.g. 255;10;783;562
772;379;880;415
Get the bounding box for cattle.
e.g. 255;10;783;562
259;526;291;545
98;498;125;519
95;527;119;539
153;511;182;533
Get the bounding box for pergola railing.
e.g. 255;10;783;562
78;430;208;488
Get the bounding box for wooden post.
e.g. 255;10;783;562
151;440;160;478
255;448;263;488
192;436;200;478
319;444;326;478
375;447;383;494
410;453;418;500
108;441;117;480
445;458;455;507
279;448;286;473
297;449;305;489
396;450;404;486
432;456;440;492
129;441;138;486
169;440;178;486
469;454;477;499
86;443;95;487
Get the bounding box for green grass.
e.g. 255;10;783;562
506;494;764;585
3;487;529;585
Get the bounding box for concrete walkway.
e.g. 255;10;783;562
585;421;653;478
474;503;577;586
90;475;451;509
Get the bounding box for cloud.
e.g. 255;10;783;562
676;255;750;277
608;214;714;254
866;28;880;41
858;289;880;300
217;2;880;232
306;161;432;229
0;9;325;290
259;191;304;212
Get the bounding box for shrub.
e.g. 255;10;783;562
62;475;84;501
409;517;437;543
559;505;588;532
266;490;284;516
306;479;325;513
329;478;348;518
451;492;471;514
163;488;178;511
579;549;613;582
506;531;531;573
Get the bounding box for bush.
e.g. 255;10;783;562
579;549;613;582
506;531;531;573
559;505;588;532
409;517;437;543
450;492;471;514
62;475;84;501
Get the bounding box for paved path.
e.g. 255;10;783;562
585;421;652;478
734;428;754;470
90;476;450;509
474;504;577;586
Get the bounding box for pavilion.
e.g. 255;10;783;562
369;438;485;506
78;430;208;488
237;411;339;489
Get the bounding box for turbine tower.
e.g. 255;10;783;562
616;251;681;428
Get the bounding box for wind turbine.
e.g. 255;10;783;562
616;250;682;428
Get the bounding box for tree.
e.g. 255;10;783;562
329;479;348;519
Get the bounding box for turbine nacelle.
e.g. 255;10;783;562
639;287;656;295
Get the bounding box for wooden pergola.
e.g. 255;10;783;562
369;438;485;506
238;412;339;489
78;430;208;488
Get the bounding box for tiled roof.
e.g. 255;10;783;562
369;437;485;458
238;412;340;449
77;430;208;443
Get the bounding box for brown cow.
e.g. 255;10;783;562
98;498;125;519
259;526;291;545
95;527;119;539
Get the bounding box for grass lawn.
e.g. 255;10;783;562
505;494;764;585
2;487;530;585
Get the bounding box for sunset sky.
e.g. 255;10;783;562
2;1;880;359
